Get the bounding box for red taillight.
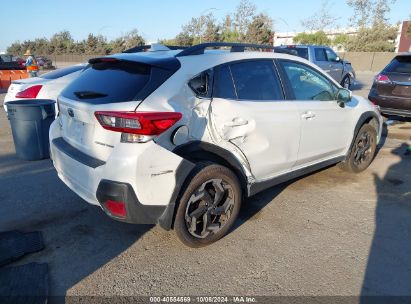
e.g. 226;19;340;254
375;74;391;83
104;200;126;218
94;111;182;136
15;85;42;98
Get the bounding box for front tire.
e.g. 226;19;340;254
339;124;377;173
174;163;242;247
341;75;351;89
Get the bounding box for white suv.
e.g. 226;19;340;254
49;43;382;247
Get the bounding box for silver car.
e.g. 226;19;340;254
275;45;356;89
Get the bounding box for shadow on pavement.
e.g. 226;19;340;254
361;143;411;301
0;153;152;298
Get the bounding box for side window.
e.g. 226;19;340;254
189;70;212;98
325;48;338;62
314;48;327;61
280;60;336;101
213;65;236;99
229;60;283;101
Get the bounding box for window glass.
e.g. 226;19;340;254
229;60;283;100
314;48;327;61
325;48;338;62
385;56;411;73
189;70;212;97
40;65;85;79
61;61;150;103
213;65;236;99
280;61;336;101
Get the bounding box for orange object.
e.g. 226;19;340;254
27;65;39;71
0;69;29;89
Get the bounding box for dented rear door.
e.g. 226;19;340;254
209;60;301;181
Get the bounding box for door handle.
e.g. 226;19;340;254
301;111;316;120
224;117;248;127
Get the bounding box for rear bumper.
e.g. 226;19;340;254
377;107;411;117
49;121;195;228
368;93;411;117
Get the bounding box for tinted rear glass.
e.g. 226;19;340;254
230;60;284;100
40;65;85;79
385;56;411;74
275;47;309;60
213;65;236;99
61;60;150;103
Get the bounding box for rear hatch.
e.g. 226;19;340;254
376;55;411;110
58;55;180;161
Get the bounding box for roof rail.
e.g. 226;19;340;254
123;44;188;53
175;42;275;57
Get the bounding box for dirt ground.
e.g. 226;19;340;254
0;72;410;300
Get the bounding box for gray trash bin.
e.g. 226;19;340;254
6;99;56;161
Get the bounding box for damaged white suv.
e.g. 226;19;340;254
50;43;382;247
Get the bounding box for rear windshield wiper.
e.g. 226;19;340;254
74;91;108;99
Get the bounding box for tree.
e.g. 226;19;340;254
49;31;74;54
293;31;331;45
220;14;240;42
110;29;145;53
301;0;340;31
175;13;219;45
245;13;273;44
345;0;398;51
332;33;350;46
234;0;256;41
407;16;411;36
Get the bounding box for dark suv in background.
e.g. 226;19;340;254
368;53;411;118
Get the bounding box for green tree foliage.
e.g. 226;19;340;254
6;29;145;55
344;0;398;51
332;34;350;47
293;31;331;45
407;17;411;36
244;13;273;44
173;0;273;46
234;0;256;41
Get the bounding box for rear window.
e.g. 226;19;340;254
40;65;85;79
385;56;411;74
275;47;309;60
61;60;151;103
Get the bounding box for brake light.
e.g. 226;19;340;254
104;200;126;218
95;111;182;142
375;74;391;84
15;85;42;98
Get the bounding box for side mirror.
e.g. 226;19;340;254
335;56;341;62
336;88;352;107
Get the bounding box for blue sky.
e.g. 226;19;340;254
0;0;409;51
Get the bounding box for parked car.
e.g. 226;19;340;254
36;56;53;69
275;45;356;89
0;54;25;70
3;64;86;113
49;43;382;247
368;53;411;117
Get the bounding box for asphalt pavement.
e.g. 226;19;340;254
0;72;410;299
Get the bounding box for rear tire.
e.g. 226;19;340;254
174;163;242;248
339;124;377;173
